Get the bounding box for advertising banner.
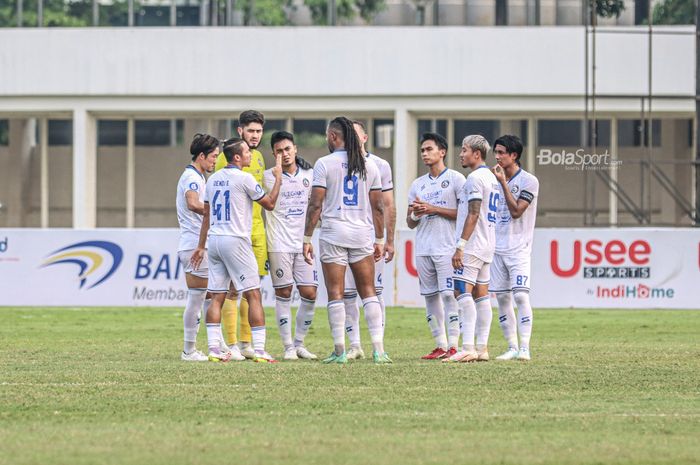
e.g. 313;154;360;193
0;228;697;309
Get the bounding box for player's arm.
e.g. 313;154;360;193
256;154;282;211
452;199;481;270
302;186;326;264
370;188;386;263
382;190;396;262
411;199;458;221
492;165;530;219
406;199;420;230
185;190;206;215
190;202;210;270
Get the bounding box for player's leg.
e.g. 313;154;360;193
374;258;386;336
221;284;239;349
445;256;480;363
319;240;349;363
239;234;268;356
436;256;460;355
269;252;296;359
350;247;389;363
473;262;492;361
343;270;363;359
204;236;233;362
293;253;318;359
511;255;533;361
178;250;208;361
417;256;448;359
490;254;518;360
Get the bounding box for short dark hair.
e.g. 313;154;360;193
270;131;295;150
238;110;265;128
189;133;219;161
420;132;448;152
222;137;246;163
493;135;523;165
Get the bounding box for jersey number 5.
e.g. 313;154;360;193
343;175;358;206
211;190;231;222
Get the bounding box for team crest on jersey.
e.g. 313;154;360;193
189;182;199;191
511;185;520;195
255;184;263;194
441;180;450;189
303;178;310;187
276;268;284;278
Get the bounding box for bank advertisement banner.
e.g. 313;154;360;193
0;228;697;308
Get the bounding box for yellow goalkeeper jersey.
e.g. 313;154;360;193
215;148;266;235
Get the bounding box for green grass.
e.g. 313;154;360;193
1;307;699;465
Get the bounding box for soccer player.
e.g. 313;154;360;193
263;131;318;361
446;135;499;363
343;120;396;360
303;116;390;364
407;133;465;360
215;110;268;359
489;135;539;361
176;133;219;361
191;137;282;362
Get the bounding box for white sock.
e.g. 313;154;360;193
378;291;386;336
343;293;361;348
475;295;493;348
251;325;266;354
275;296;293;350
183;288;206;353
362;296;384;354
496;292;518;350
206;323;221;353
425;293;447;350
457;293;476;352
441;290;460;349
199;298;211;335
514;291;533;350
327;300;346;354
294;296;316;347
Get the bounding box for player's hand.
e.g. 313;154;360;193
384;241;395;263
452;248;464;270
190;247;205;271
374;243;384;263
272;153;282;179
492;164;506;184
303;243;314;265
412;199;432;217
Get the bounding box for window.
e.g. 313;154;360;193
48;120;73;146
538;120;582;147
453;120;499;146
98;120;127;146
417;119;447;141
619;119;661;147
0;120;8;146
373;118;394;149
135;120;171;146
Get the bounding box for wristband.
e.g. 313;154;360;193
410;212;420;222
374;237;385;246
303;235;313;244
456;239;467;251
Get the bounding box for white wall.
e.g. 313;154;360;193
0;26;693;98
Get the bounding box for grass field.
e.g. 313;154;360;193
1;307;699;465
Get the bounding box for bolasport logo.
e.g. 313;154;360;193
550;239;651;279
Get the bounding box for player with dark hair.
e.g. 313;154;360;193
303;116;390;364
176;133;220;361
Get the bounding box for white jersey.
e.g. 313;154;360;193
408;168;466;257
176;165;206;252
312;150;382;249
495;168;539;257
204;165;265;240
367;153;393;192
263;166;313;253
456;165;499;263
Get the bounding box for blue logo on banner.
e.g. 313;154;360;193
41;241;123;290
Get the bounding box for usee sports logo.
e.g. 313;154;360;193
550;239;651;279
41;241;123;289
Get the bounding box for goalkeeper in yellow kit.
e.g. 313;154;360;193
214;110;268;360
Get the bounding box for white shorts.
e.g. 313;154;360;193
416;255;455;296
453;254;490;286
268;252;319;289
207;235;260;294
344;257;384;294
319;239;373;267
489;253;531;293
178;249;208;280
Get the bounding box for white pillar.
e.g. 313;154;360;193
40;117;49;228
609;117;618;226
126;118;135;228
527;117;536;174
393;108;417;228
7;118;35;227
72;108;97;228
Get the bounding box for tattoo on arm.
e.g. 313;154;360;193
468;199;482;215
